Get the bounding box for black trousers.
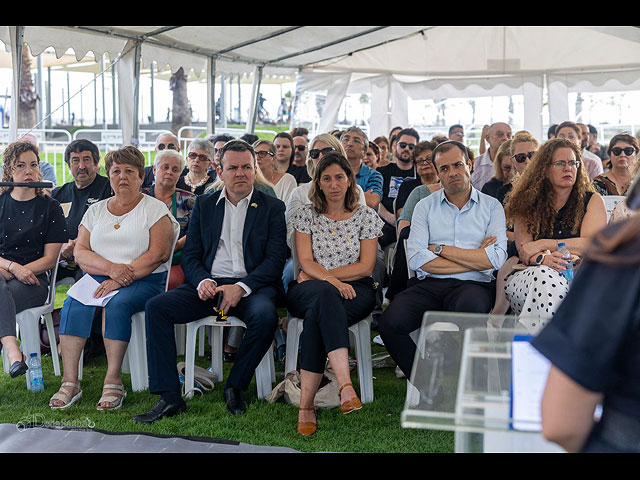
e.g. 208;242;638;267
144;278;279;395
286;277;375;374
0;274;49;339
378;276;495;379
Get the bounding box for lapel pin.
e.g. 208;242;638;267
251;202;258;208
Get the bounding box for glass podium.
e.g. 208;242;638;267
400;311;565;453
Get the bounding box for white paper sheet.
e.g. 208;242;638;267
511;337;551;431
66;274;119;307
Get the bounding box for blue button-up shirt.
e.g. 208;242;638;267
407;187;508;282
355;163;383;199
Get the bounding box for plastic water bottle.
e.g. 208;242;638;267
557;242;574;282
28;353;44;392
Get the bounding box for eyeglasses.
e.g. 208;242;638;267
309;147;334;159
157;143;177;151
398;142;415;150
415;158;432;166
294;145;307;152
611;146;637;156
512;152;536;163
187;152;210;162
552;160;580;169
256;150;275;159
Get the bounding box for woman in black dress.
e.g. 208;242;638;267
533;198;640;452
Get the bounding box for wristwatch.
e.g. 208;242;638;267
535;253;547;265
434;245;445;256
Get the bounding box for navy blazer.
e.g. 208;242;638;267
181;188;287;294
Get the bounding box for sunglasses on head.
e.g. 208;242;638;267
157;143;177;151
512;151;536;163
398;142;415;150
309;147;334;159
611;146;637;156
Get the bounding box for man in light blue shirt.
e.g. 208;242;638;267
379;140;508;379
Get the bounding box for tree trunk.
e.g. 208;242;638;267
170;67;191;138
18;45;38;129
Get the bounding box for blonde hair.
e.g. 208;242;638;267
509;130;539;156
306;133;347;178
493;139;513;182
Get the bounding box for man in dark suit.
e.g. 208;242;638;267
132;140;287;424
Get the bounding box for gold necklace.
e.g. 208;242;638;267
111;194;141;230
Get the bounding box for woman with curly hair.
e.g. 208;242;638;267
0;141;68;378
503;138;607;330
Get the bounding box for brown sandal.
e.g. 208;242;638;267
297;406;317;436
339;382;362;414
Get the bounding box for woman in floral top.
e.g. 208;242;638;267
287;152;383;436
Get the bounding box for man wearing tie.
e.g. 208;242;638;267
133;140;287;423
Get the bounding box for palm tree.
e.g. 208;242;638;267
18;45;38;129
170;67;191;138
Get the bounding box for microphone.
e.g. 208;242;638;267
0;182;54;188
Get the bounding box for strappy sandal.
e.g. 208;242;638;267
339;382;362;415
97;383;127;411
49;382;82;410
297;406;317;436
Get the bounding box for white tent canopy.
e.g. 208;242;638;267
3;26;640;144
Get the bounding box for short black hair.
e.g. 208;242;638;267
64;139;100;166
219;139;256;169
448;124;463;134
240;133;259;144
547;124;558;139
208;133;235;145
587;124;598;135
395;127;420;143
431;140;470;168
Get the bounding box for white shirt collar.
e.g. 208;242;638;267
216;186;254;206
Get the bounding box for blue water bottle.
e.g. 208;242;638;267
557;242;574;282
28;353;44;392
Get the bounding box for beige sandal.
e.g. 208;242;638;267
97;383;127;411
49;382;82;410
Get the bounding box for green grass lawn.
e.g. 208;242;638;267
0;286;454;453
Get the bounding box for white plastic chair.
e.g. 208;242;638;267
73;224;179;391
1;246;63;390
183;315;275;400
603;195;625;222
284;312;375;404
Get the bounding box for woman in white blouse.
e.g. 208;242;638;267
287;152;383;436
253;139;297;203
50;146;178;411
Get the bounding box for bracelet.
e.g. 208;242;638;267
6;261;13;272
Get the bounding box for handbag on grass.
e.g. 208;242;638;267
266;363;340;408
177;362;217;396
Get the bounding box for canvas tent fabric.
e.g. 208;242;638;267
2;26;640;143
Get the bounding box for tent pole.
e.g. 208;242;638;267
9;26;24;142
207;55;217;134
247;65;264;134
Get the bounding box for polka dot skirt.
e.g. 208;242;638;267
505;265;569;331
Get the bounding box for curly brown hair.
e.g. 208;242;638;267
504;138;595;240
1;141;44;196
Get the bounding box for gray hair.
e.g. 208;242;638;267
343;126;369;150
154;149;186;171
188;138;215;159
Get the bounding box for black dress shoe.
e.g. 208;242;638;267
9;359;28;378
223;352;236;363
224;386;247;415
131;398;186;424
